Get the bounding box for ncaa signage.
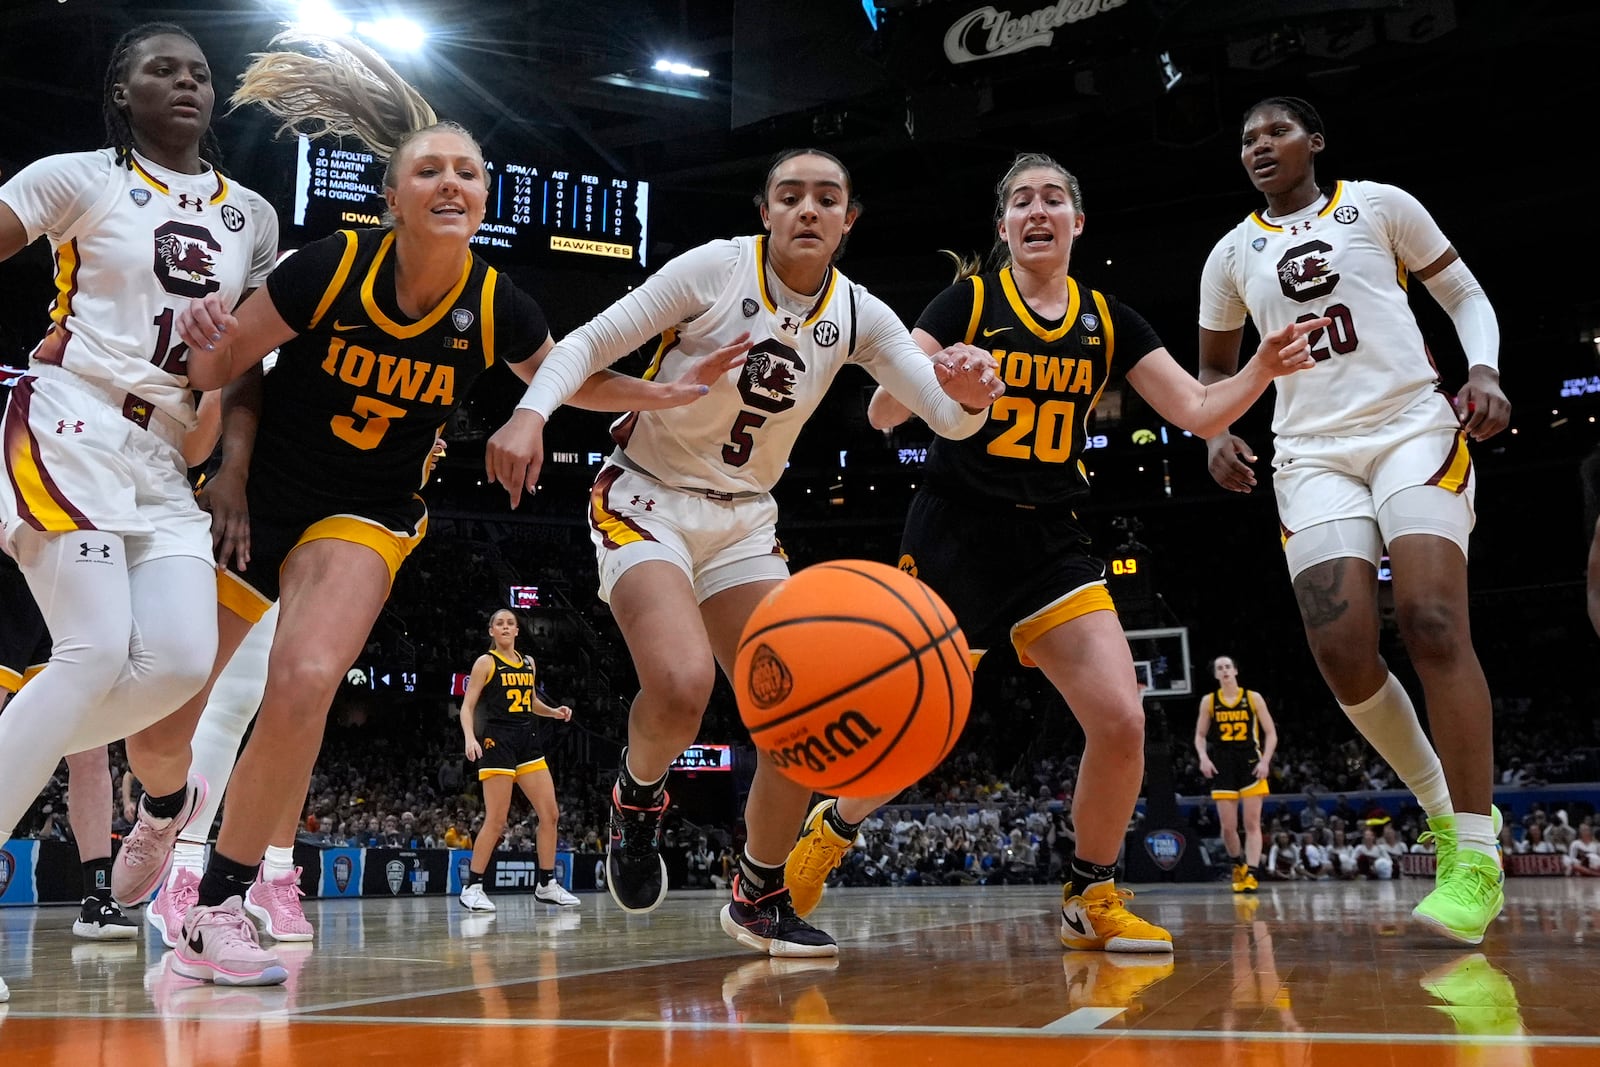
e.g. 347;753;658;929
320;848;364;898
1143;830;1186;872
0;842;38;905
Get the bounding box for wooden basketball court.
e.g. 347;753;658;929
2;879;1595;1065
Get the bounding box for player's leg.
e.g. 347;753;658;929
460;772;512;912
701;578;836;957
1214;795;1244;890
1026;603;1171;953
1240;792;1266;890
63;746;137;940
519;767;578;906
177;538;390;985
115;603;255;907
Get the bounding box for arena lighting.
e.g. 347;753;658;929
294;0;353;34
653;58;710;77
357;17;427;51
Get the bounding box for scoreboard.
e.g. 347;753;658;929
290;136;651;267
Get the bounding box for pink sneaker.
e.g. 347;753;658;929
245;867;314;942
171;897;287;986
147;868;201;950
112;775;208;906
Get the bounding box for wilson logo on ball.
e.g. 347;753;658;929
769;709;884;773
746;644;794;709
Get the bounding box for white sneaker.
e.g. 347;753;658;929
459;883;496;912
1;974;9;1002
534;881;580;907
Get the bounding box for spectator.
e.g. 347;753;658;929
1353;828;1394;879
1564;823;1600;877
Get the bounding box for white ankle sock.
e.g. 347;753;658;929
1339;673;1452;819
1454;812;1498;860
171;841;207;879
263;844;296;882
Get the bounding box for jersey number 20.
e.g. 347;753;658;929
987;397;1078;463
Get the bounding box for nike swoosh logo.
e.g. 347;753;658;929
187;931;204;954
332;321;363;332
1063;912;1087;936
981;327;1012;337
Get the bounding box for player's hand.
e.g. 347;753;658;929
199;467;251;572
1253;760;1270;780
1455;365;1510;441
934;343;1004;410
1200;758;1217;779
176;293;237;353
657;333;750;407
554;705;573;722
424;437;446;479
1251;316;1326;378
1206;433;1258;493
485;409;546;508
464;738;482;761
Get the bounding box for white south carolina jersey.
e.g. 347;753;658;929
0;148;278;428
523;235;984;495
1199;180;1452;439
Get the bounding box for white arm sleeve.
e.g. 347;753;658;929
0;151;110;245
1197;233;1249;332
1421;257;1500;372
515;240;739;418
851;288;987;440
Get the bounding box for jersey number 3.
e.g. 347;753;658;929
332;395;406;450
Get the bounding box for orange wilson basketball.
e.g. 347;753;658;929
733;559;972;797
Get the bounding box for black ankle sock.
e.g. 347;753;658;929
82;857;113;898
737;853;785;900
1068;859;1119;896
538;868;554;886
616;749;666;807
196;850;259;908
822;802;863;839
1228;854;1243;867
141;785;188;821
467;870;484;888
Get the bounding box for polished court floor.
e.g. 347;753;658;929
1;878;1596;1065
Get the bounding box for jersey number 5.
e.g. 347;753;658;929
332;395;406;450
722;410;768;467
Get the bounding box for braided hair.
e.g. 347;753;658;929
1242;96;1326;139
101;22;225;171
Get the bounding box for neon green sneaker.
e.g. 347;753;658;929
1416;805;1504;879
1419;952;1524;1037
784;800;855;919
1412;849;1504;944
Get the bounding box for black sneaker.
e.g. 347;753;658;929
605;780;670;913
719;877;839;958
73;893;138;941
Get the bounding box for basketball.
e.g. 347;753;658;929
733;560;972;797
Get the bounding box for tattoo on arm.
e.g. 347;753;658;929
1293;560;1351;629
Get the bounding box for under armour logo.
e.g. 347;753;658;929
629;495;656;511
176;193;204;213
80;543;111;559
779;316;799;334
1290;220;1313;235
56;419;84;434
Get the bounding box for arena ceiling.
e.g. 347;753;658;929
1;0;1597;348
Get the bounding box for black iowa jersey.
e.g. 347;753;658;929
254;228;547;510
480;649;538;726
916;269;1162;507
1208;689;1263;759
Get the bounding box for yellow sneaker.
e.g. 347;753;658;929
1060;883;1173;953
784;800;855;918
1062;952;1175;1020
1230;863;1248;893
1241;870;1259;893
